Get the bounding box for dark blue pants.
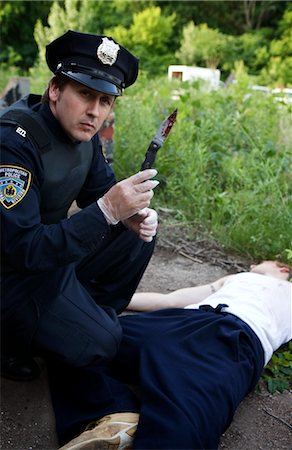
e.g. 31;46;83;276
2;226;155;366
49;308;264;449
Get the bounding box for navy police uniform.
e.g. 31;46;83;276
0;31;154;369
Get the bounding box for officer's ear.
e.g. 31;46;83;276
48;80;60;102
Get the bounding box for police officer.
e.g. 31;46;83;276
0;30;159;380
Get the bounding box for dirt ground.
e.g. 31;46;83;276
1;239;291;449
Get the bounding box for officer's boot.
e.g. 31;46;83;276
1;354;40;381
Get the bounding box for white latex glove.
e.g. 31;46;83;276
97;169;159;225
123;208;158;242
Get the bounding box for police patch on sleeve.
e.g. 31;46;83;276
0;165;32;209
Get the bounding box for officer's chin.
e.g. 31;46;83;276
70;129;97;143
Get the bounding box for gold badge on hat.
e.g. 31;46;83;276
97;37;120;66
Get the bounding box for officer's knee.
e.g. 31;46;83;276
69;321;123;368
34;313;123;368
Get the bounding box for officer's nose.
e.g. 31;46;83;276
87;99;101;118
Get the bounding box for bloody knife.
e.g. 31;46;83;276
140;109;178;170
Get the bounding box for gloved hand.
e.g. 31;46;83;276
97;169;159;225
123;208;158;242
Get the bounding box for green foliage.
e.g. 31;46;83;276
0;0;51;69
258;6;292;86
29;0;133;92
159;0;288;35
176;22;232;69
174;5;292;86
113;73;292;262
231;29;272;75
2;0;292;90
271;7;292;57
30;0;98;92
285;249;292;263
29;2;176;90
261;342;292;393
105;6;176;75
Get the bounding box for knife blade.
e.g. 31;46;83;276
140;109;178;170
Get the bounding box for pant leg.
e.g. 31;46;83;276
31;265;123;366
76;225;155;313
117;309;264;450
47;360;140;446
1;263;122;367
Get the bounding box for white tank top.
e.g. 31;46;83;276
185;273;292;365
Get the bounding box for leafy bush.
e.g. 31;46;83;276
114;72;292;261
258;7;292;87
261;342;292;393
176;21;234;69
105;6;177;76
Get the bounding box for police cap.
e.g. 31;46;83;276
46;30;139;96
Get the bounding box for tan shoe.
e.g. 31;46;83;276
59;412;139;450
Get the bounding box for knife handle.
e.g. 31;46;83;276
140;141;161;170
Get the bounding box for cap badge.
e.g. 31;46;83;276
97;37;120;66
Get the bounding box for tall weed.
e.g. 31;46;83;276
114;75;292;260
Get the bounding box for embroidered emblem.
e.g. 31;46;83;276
97;37;119;66
0;165;32;209
16;126;26;138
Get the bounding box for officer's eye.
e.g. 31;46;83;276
101;95;113;106
80;89;92;99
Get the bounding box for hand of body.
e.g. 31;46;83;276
123;208;158;242
97;169;159;225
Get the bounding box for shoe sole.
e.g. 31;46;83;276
60;424;135;450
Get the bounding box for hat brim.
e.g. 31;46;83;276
61;71;122;96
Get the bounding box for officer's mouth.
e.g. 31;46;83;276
80;122;96;132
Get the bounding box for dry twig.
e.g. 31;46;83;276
263;408;292;430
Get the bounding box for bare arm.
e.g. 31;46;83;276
127;274;233;312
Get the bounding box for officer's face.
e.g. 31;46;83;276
49;80;115;142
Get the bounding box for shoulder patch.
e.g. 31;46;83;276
0;165;32;209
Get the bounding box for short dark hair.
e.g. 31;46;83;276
41;73;70;103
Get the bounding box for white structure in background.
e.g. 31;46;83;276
251;85;292;104
168;65;221;90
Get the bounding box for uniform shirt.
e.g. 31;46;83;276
185;273;292;365
1;99;116;313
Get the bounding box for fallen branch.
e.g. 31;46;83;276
178;250;203;264
158;236;248;272
263;408;292;430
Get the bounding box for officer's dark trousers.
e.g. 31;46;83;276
49;308;264;449
2;225;155;366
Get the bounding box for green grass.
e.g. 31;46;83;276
114;75;292;262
